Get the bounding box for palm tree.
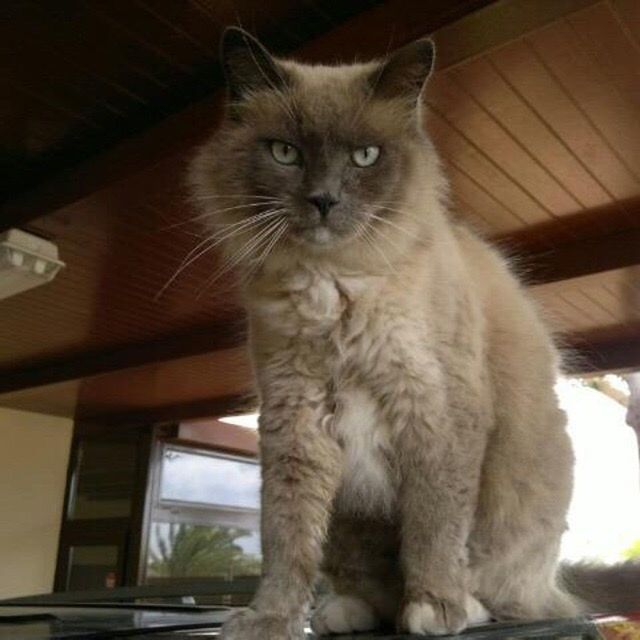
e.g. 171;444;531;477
148;524;261;579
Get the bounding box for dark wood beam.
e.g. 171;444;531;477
522;227;640;284
77;393;251;428
2;212;639;394
496;201;640;285
0;318;244;394
562;331;640;375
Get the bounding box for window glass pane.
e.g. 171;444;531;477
146;522;261;580
160;448;260;509
69;439;137;519
67;545;119;590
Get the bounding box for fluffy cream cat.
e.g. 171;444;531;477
189;28;589;639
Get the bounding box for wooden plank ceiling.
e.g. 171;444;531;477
0;0;638;420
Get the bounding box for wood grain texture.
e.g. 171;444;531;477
1;0;640;421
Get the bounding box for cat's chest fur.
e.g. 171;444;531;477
260;267;397;516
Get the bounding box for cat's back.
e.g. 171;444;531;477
451;220;561;396
452;222;550;336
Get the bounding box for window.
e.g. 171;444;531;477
143;444;261;599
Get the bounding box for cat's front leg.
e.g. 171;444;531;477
396;436;484;636
378;357;486;635
397;417;486;634
221;398;342;640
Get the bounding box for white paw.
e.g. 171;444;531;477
465;594;490;626
403;601;449;635
311;594;379;635
401;598;468;636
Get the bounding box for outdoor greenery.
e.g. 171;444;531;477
148;523;261;579
624;538;640;561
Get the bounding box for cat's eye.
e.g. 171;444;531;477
270;140;300;165
352;145;380;167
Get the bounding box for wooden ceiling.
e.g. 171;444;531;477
2;0;389;202
0;0;638;420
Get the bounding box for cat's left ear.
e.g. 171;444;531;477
220;27;288;101
372;38;435;103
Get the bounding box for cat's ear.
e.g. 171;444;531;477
220;27;288;101
373;38;435;103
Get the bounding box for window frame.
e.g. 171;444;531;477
140;439;262;586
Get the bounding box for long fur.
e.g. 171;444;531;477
188;29;637;639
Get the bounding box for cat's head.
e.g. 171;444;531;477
189;28;445;276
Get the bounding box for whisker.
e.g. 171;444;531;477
206;208;285;237
242;219;288;284
369;213;418;240
197;216;285;298
367;219;405;253
193;194;280;202
373;202;421;220
155;210;285;299
162;200;282;230
361;222;397;274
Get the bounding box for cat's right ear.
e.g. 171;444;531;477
220;27;287;101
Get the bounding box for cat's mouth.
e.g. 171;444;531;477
295;225;334;246
290;213;357;248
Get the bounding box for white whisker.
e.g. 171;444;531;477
164;200;282;229
242;219;288;284
369;213;418;240
197;216;285;298
361;222;397;274
373;203;421;221
155;210;285;299
194;194;278;201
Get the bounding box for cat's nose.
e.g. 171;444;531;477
306;193;339;218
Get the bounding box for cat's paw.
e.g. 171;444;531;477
465;594;491;626
400;597;468;636
220;609;304;640
311;594;379;636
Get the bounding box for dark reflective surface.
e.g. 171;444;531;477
0;605;228;639
2;605;637;640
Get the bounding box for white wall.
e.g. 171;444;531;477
0;407;73;598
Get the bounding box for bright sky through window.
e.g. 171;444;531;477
557;378;640;563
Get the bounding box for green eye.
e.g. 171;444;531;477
270;140;300;165
352;145;380;167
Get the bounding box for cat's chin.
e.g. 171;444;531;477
291;226;351;251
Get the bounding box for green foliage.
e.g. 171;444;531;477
623;538;640;560
148;524;261;579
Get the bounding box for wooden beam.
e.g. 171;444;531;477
0;319;244;394
2;213;639;394
2;203;639;395
496;202;640;284
563;332;640;375
77;393;251;427
521;227;640;284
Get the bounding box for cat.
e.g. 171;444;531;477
188;28;628;639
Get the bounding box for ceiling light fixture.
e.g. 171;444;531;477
0;228;65;300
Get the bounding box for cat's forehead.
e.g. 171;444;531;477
251;59;405;142
282;59;377;92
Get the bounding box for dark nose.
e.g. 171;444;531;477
306;193;338;217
